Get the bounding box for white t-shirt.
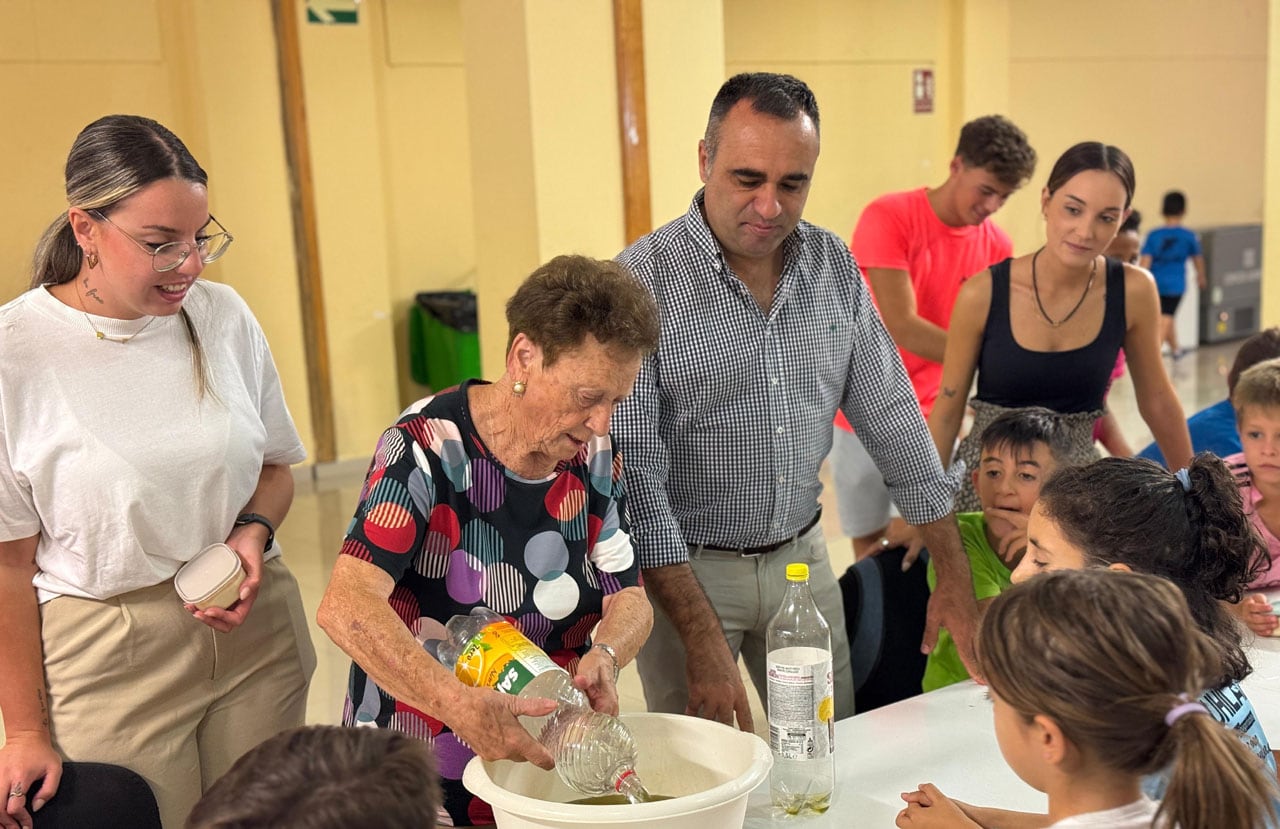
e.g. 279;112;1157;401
1047;797;1162;828
0;281;306;602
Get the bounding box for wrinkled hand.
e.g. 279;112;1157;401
573;649;619;716
860;518;926;572
984;507;1029;566
0;733;61;829
1233;594;1278;637
686;641;754;733
896;783;981;828
446;686;557;769
923;581;983;683
185;535;265;633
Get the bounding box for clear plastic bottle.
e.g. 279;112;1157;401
436;607;651;803
766;563;835;814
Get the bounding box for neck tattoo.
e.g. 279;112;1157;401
74;279;156;343
1031;247;1096;328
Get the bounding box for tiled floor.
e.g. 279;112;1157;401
290;340;1239;736
0;342;1237;749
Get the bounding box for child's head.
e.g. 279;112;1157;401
1233;359;1280;485
973;407;1069;529
1104;208;1142;264
1162;189;1187;218
1228;328;1280;396
1012;454;1266;685
186;725;440;829
980;569;1276;829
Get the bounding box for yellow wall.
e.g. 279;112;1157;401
1;0;1274;473
724;0;960;243
1004;1;1268;253
0;0;317;454
723;1;1268;258
642;0;726;224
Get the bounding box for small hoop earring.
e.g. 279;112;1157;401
512;381;526;396
87;251;99;270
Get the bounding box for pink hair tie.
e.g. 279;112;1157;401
1165;694;1208;727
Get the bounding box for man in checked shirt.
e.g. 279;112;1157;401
613;72;979;729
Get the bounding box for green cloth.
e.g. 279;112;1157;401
922;512;1014;691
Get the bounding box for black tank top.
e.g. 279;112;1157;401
974;257;1126;414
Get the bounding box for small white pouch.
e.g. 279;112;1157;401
175;543;246;611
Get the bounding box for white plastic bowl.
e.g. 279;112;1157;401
462;712;772;828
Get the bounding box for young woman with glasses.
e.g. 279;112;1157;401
0;115;315;829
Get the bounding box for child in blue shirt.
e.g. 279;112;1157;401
1140;190;1206;360
922;407;1070;691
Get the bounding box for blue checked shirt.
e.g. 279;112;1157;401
613;192;954;569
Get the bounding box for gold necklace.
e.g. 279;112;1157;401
74;280;156;343
1031;247;1096;328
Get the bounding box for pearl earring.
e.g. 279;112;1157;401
512;381;526;396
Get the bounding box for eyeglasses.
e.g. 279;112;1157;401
91;210;234;272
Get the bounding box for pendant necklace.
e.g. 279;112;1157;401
1031;247;1095;328
75;280;156;343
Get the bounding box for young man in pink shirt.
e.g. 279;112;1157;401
833;116;1037;557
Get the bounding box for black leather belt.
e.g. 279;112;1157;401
694;508;823;557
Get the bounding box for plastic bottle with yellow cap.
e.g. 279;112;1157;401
765;562;835;814
436;607;651;803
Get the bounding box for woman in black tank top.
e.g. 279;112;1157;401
928;143;1193;513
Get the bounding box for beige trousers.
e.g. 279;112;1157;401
40;558;316;828
636;523;856;723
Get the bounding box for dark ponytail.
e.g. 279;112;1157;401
1037;454;1264;685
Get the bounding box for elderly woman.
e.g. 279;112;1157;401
318;254;660;826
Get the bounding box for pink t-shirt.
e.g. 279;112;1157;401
836;187;1012;431
1225;452;1280;589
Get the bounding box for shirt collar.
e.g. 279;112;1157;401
682;188;809;278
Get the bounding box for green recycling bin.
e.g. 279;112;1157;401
409;291;481;390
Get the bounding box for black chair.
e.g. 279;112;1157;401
840;545;931;713
28;762;161;829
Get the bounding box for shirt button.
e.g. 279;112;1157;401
770;377;779;386
777;475;786;484
776;426;785;435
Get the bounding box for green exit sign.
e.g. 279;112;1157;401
306;0;359;25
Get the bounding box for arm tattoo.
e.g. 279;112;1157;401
941;386;958;398
38;688;48;728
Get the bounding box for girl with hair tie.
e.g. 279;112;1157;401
898;569;1278;828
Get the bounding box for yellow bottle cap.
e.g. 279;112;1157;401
786;563;809;581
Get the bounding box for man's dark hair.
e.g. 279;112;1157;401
186;726;441;829
954;115;1037;189
1162;190;1187;217
703;72;819;164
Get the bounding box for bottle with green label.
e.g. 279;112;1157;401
436;607;651;803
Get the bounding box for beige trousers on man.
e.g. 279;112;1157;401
636;523;856;724
40;558;316;828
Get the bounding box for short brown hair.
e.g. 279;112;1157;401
1227;328;1280;395
185;726;440;829
954;115;1036;189
506;255;660;366
1232;358;1280;421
